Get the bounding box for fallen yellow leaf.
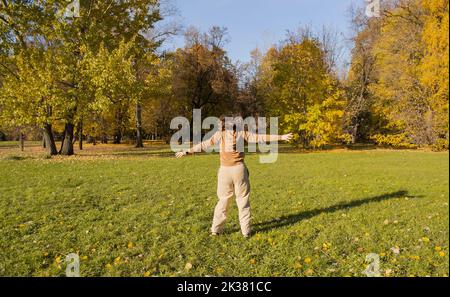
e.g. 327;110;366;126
114;256;121;264
409;255;420;261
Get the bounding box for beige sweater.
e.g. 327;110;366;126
189;130;282;167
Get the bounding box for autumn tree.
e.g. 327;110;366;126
344;0;448;149
236;49;266;117
139;54;177;142
0;48;60;155
0;0;165;154
419;0;449;149
0;1;60;154
172;27;238;120
344;6;381;143
261;34;346;148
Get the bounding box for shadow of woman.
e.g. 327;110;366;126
251;190;419;234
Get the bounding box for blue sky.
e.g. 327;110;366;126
165;0;365;66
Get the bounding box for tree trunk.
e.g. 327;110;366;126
42;134;46;149
19;132;24;151
59;126;66;153
88;134;97;145
113;108;124;144
113;130;122;144
77;121;83;151
135;102;144;148
351;122;359;144
43;123;58;155
88;127;98;145
60;123;75;156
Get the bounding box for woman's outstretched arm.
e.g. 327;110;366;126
244;131;294;143
175;131;221;158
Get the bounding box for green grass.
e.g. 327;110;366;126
0;150;448;277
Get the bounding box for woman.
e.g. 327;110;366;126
176;117;293;238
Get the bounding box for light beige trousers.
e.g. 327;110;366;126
211;163;251;236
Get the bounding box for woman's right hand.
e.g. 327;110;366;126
175;151;188;158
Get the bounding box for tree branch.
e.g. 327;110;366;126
0;62;19;79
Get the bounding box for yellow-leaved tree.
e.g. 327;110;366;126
261;38;346;148
352;0;449;149
420;0;449;149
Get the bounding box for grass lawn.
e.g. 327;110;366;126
0;146;448;277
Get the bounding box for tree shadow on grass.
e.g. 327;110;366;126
251;190;419;234
1;155;32;161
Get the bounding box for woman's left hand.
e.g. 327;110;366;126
281;133;294;142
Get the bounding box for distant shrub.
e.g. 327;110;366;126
339;133;354;145
431;138;449;152
371;133;418;149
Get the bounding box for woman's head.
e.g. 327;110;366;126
219;114;243;131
